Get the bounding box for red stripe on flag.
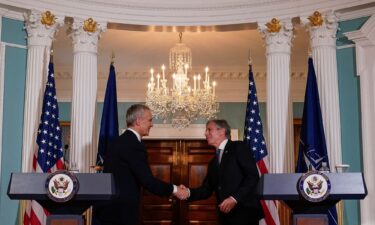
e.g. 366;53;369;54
23;211;30;225
32;155;37;171
24;207;42;225
257;159;269;174
260;200;277;225
55;159;64;170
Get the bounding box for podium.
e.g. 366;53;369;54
8;172;115;225
257;173;367;225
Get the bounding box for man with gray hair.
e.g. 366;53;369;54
180;119;264;225
97;104;188;225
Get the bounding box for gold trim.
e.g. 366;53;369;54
41;10;56;26
309;11;324;27
83;18;97;33
266;18;281;33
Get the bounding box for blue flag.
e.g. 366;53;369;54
296;58;338;225
96;63;119;167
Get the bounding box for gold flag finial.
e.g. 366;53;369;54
41;10;56;26
110;51;115;65
83;18;97;33
248;49;253;69
266;18;281;33
308;11;324;27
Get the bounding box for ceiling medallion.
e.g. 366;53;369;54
266;18;281;33
41;10;56;26
308;11;324;27
83;18;97;33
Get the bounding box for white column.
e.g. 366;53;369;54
22;10;63;172
259;18;294;173
345;14;375;225
68;18;107;173
305;12;342;171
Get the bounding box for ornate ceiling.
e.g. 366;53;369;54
0;0;374;102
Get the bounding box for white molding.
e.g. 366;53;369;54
0;42;6;187
336;6;375;21
336;44;355;49
55;70;308;80
2;42;26;49
0;6;25;21
0;0;374;26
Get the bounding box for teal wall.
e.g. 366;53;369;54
335;16;368;225
59;101;304;142
0;17;27;225
0;14;368;225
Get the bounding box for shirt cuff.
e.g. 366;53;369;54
230;196;237;204
173;185;177;193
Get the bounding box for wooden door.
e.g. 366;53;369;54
141;140;178;225
141;140;216;225
181;140;218;225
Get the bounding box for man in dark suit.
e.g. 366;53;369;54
96;104;188;225
182;119;264;225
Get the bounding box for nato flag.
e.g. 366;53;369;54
296;58;338;225
96;63;119;168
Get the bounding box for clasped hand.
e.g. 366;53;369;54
173;185;236;213
173;184;189;200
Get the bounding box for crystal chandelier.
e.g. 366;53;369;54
146;33;219;129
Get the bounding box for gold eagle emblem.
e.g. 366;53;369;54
41;10;56;26
266;18;281;33
83;18;97;33
308;11;324;27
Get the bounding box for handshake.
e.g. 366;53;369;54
173;184;190;200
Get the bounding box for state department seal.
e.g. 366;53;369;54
45;170;79;202
297;171;331;202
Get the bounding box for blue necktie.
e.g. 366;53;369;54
216;149;221;164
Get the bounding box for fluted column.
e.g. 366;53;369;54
259;18;294;173
68;18;107;173
304;11;342;171
21;10;64;172
345;14;375;225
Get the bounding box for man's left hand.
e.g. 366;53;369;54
218;197;237;213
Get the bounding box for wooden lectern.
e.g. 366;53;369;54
8;172;115;225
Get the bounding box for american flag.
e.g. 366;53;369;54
244;64;280;225
23;61;64;225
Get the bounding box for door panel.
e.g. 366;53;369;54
141;140;178;225
142;140;217;225
183;141;217;225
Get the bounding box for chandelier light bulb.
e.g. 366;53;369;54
198;74;201;90
161;64;165;80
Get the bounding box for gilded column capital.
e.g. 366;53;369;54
258;18;294;55
24;10;64;47
68;17;107;54
303;11;339;48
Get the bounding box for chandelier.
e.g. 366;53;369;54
146;33;219;129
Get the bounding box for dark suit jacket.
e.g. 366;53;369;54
97;130;174;225
189;140;264;225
